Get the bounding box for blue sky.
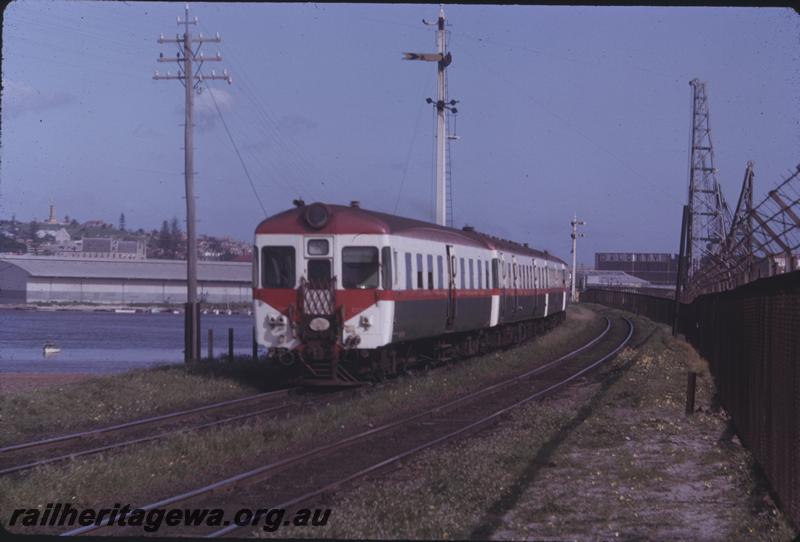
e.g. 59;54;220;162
2;3;798;264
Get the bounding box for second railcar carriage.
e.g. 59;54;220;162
253;201;569;384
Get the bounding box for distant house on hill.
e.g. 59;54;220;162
64;237;147;260
35;227;71;243
82;220;110;229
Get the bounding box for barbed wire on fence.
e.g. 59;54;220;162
684;162;800;301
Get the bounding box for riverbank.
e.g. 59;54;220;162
0;373;96;393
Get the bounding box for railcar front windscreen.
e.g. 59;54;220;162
342;247;379;289
262;246;296;288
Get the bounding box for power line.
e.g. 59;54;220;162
460;47;683;207
203;82;268;216
393;73;431;214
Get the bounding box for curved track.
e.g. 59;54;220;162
60;316;633;538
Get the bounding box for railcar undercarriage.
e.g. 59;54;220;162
270;311;566;386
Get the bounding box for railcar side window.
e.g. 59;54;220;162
405;253;412;290
342;247;379;289
477;260;483;289
486;261;490;289
262;246;295;289
460;258;465;289
491;259;499;289
427;255;434;290
437;255;444;289
469;259;474;289
381;247;392;290
416;253;424;289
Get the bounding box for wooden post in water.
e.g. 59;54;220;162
207;329;213;360
228;327;234;361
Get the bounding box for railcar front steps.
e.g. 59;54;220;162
301;359;361;387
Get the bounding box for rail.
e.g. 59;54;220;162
61;316;631;537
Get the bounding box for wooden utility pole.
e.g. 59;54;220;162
154;4;231;362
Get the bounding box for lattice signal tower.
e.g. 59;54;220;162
685;79;731;279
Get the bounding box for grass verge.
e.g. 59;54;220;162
0;357;287;447
1;306;604;534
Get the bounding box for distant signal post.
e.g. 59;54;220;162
570;214;585;302
154;4;232;362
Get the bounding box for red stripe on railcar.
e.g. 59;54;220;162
254;287;567;321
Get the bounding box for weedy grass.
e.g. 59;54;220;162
260;311;796;541
257;315;641;540
1;306;604;533
0;357;283;447
490;316;796;541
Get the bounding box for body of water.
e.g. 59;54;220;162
0;309;259;374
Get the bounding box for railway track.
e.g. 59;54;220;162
0;388;299;477
60;315;633;538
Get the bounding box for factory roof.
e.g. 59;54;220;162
0;255;250;282
583;270;651;286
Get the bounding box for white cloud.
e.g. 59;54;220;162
2;79;76;118
193;86;234;131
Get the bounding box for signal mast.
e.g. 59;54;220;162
404;5;459;227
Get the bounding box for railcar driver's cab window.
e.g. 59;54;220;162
262;246;296;288
342;247;379;289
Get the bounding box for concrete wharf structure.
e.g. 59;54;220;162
0;255;251;305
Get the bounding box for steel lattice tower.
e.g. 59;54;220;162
686;79;731;279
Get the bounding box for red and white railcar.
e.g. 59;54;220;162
253;201;569;384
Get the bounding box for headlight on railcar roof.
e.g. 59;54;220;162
304;203;329;229
307;239;329;255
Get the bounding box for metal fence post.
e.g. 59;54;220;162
208;329;213;360
673;205;689;337
685;371;697;415
252;326;258;361
228;327;234;361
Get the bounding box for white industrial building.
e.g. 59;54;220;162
0;255;252;305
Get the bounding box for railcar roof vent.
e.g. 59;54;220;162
462;225;475;232
350;200;360;208
293;198;306;207
523;242;529;247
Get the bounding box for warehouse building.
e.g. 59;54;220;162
0;255;251;305
594;252;678;285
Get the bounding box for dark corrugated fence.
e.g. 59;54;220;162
583;272;800;530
